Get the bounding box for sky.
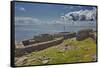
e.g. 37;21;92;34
14;2;97;25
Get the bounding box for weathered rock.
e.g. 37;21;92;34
28;58;37;62
38;56;50;64
59;48;65;53
91;54;97;61
65;44;76;50
76;29;93;41
15;56;27;65
89;33;96;42
15;42;24;48
83;47;91;51
42;60;49;64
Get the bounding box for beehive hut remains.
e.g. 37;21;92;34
76;29;93;41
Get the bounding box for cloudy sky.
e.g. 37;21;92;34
14;2;97;25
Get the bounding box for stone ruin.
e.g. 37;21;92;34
22;39;37;46
22;34;54;46
76;29;94;41
15;29;96;57
15;37;63;57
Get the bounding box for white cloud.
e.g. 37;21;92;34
15;6;26;12
15;17;41;25
64;6;82;10
19;7;26;12
62;8;97;21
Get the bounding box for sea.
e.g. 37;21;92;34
15;21;96;42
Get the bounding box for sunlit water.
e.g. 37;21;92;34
15;21;96;42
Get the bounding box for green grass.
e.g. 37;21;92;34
15;37;97;66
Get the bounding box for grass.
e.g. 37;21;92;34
15;37;97;66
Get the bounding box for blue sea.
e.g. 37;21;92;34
15;21;96;42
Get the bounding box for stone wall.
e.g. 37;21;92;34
22;34;54;46
15;37;63;57
22;32;76;46
22;39;38;46
64;33;76;39
53;32;76;39
34;34;54;42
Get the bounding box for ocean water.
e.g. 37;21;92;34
15;21;96;42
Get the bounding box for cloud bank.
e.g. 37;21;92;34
15;17;41;25
62;7;97;21
19;7;26;12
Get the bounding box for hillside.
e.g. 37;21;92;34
15;37;97;66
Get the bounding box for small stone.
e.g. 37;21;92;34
15;56;27;65
84;47;91;51
27;58;37;62
42;60;49;64
91;54;97;61
31;58;36;61
38;56;43;60
66;45;75;50
59;48;65;53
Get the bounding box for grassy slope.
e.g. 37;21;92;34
15;37;97;66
